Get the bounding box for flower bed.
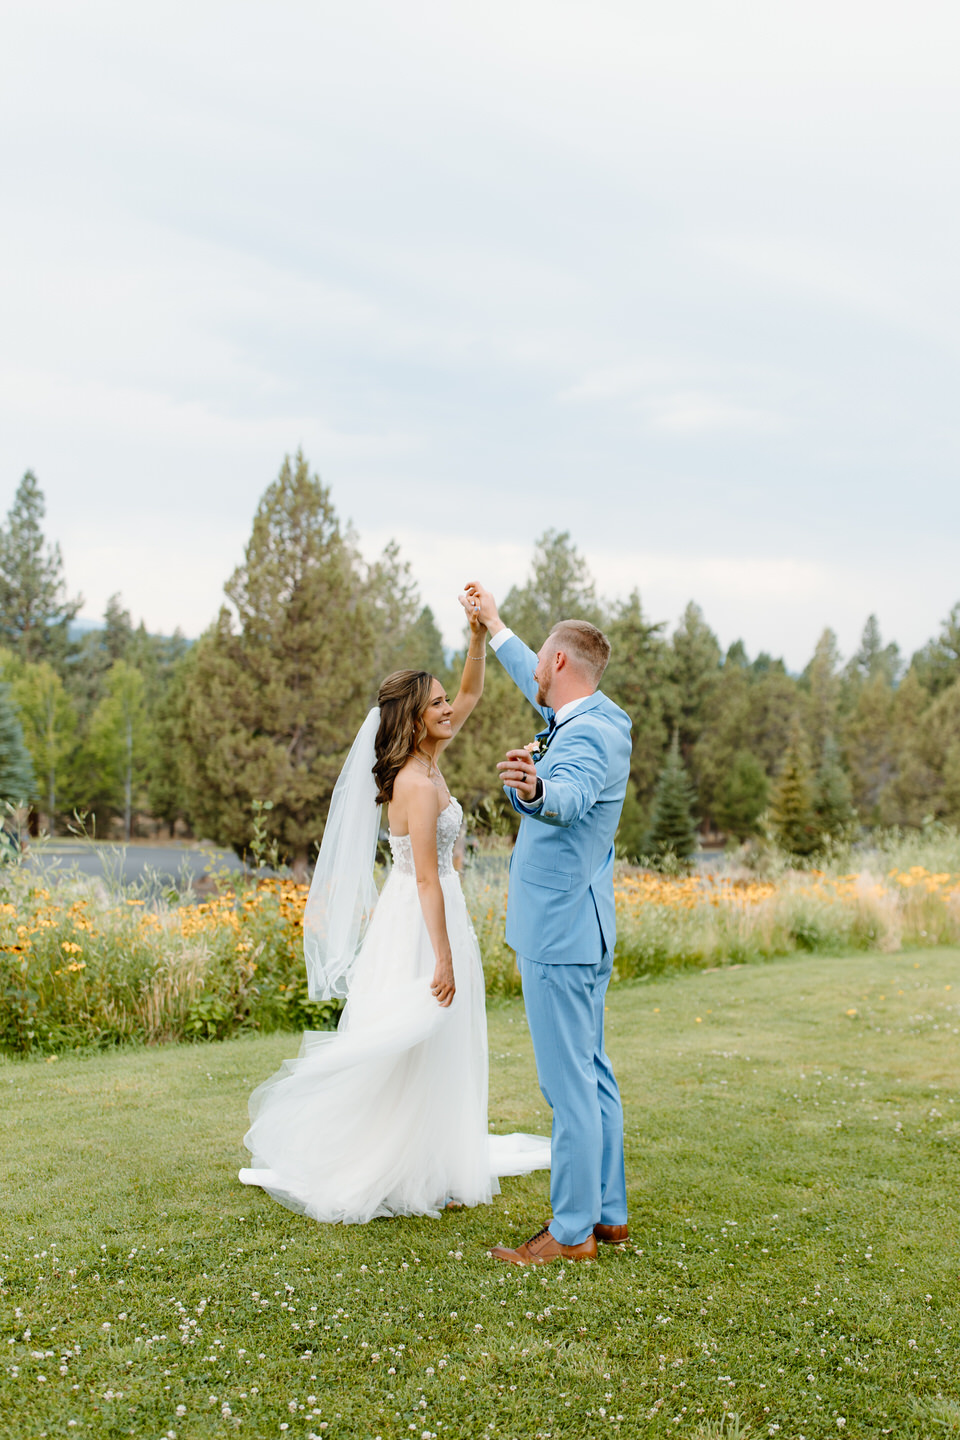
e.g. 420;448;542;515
2;850;959;1055
0;875;338;1055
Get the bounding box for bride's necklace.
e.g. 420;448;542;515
413;753;449;798
413;753;439;781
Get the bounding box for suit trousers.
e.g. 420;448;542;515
518;951;628;1246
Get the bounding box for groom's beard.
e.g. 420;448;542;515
535;666;553;709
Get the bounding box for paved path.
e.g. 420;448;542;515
25;842;246;893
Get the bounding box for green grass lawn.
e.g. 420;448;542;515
2;948;959;1440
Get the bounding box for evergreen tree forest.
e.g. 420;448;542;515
3;457;960;865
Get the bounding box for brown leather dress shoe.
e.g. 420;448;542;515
490;1224;598;1266
594;1222;630;1245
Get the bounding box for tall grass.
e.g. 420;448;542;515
612;867;960;979
3;827;960;1055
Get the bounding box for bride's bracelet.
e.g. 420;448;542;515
466;653;486;662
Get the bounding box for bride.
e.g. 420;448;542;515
239;599;549;1224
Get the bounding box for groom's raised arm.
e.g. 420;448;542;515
462;581;551;720
490;632;550;718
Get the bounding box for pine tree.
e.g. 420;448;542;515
845;614;901;690
843;672;896;824
0;682;35;805
687;636;793;833
890;674;960;826
179;452;378;872
501;529;604;649
645;732;699;868
147;649;194;837
770;726;819;856
944;736;960;824
0;653;78;834
911;601;960;698
803;628;842;757
365;540;427;681
85;661;151;840
814;735;855;838
397;606;447;675
668;602;722;754
102;593;134;663
714;749;769;841
0;472;82;664
604;590;671;815
615;779;647;862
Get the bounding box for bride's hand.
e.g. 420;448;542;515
462;582;503;635
458;591;486;634
431;954;456;1007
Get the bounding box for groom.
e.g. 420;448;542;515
464;583;632;1265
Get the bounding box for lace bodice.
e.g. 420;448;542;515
389;798;463;878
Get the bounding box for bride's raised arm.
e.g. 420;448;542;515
441;597;487;744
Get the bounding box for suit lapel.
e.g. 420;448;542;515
539;693;606;767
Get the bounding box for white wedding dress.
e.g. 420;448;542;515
239;799;550;1224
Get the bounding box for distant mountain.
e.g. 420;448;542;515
68;617;193;647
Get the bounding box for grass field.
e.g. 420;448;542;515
2;948;960;1439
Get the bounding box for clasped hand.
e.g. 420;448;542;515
457;587;486;635
431;956;455;1007
497;748;539;803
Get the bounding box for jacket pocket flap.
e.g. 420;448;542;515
518;862;573;892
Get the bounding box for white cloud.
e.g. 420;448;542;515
3;0;959;678
584;548;952;671
71;521;247;638
646;393;784;435
559;365;680;403
591;552;831;607
560;368;784;434
354;528;531;650
0;367;417;461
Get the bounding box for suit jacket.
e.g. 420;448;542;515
496;633;632;964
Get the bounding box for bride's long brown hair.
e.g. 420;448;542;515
373;670;436;804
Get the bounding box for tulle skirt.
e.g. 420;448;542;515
239;867;549;1224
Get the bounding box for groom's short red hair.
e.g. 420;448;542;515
549;620;611;684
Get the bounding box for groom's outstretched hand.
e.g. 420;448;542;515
498;748;539;803
462;582;504;636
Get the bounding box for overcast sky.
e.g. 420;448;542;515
3;1;958;669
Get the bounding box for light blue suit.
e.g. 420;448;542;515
496;633;632;1246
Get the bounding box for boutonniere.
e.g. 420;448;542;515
525;728;554;762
